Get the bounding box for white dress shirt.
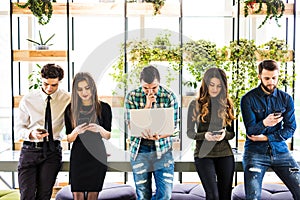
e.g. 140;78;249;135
16;89;70;141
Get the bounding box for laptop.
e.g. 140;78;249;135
129;108;174;137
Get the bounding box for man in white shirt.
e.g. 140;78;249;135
16;63;70;200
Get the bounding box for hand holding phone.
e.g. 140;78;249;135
212;130;223;136
78;118;90;126
36;128;47;133
273;111;282;118
32;128;48;140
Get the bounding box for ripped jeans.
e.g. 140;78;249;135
130;144;174;200
243;151;300;200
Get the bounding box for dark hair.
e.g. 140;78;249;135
70;72;101;127
41;63;64;81
258;60;279;74
140;65;160;83
200;67;228;99
195;67;235;126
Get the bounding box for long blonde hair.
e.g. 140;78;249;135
193;68;235;127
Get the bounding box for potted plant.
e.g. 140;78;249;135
183;81;197;96
17;0;56;25
26;30;55;50
28;64;42;90
243;0;285;29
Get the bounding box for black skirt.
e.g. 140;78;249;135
69;131;107;192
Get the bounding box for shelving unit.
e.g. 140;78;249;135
13;50;67;61
9;0;296;186
12;2;180;16
235;3;294;16
10;1;183;186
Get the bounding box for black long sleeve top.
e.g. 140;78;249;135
187;99;235;158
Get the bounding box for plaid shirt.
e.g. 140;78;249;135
125;85;179;160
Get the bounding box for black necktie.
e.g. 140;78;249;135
44;95;55;152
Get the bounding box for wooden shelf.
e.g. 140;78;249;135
255;49;294;62
238;3;294;16
12;2;180;16
222;49;293;62
13;50;67;61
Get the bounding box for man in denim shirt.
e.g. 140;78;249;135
241;60;300;200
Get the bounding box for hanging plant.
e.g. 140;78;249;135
127;0;165;15
243;0;285;29
223;38;258;116
257;37;295;89
257;37;290;61
146;0;165;15
110;32;181;95
17;0;56;25
182;39;221;91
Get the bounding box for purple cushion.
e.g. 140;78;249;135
171;184;205;200
232;183;293;200
55;182;136;200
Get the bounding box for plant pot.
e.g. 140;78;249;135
153;45;167;49
36;45;49;50
185;91;196;96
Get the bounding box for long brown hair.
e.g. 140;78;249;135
194;67;235;127
70;72;101;128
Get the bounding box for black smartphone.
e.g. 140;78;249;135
36;128;47;133
78;118;90;126
273;111;282;117
212;131;223;136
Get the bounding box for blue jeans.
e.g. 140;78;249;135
243;151;300;200
130;145;174;200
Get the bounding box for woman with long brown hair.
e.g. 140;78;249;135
64;72;112;200
187;67;235;200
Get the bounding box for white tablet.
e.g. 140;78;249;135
129;108;174;137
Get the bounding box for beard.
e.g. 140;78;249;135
260;82;276;93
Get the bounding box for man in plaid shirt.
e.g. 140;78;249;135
125;65;179;200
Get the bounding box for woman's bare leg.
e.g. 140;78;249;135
73;192;85;200
86;192;99;200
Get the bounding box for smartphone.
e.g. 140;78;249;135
78;118;90;126
273;111;282;117
36;128;47;133
212;131;223;136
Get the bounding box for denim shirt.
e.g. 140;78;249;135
240;85;296;156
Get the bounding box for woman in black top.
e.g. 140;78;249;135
187;68;235;200
64;72;112;200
